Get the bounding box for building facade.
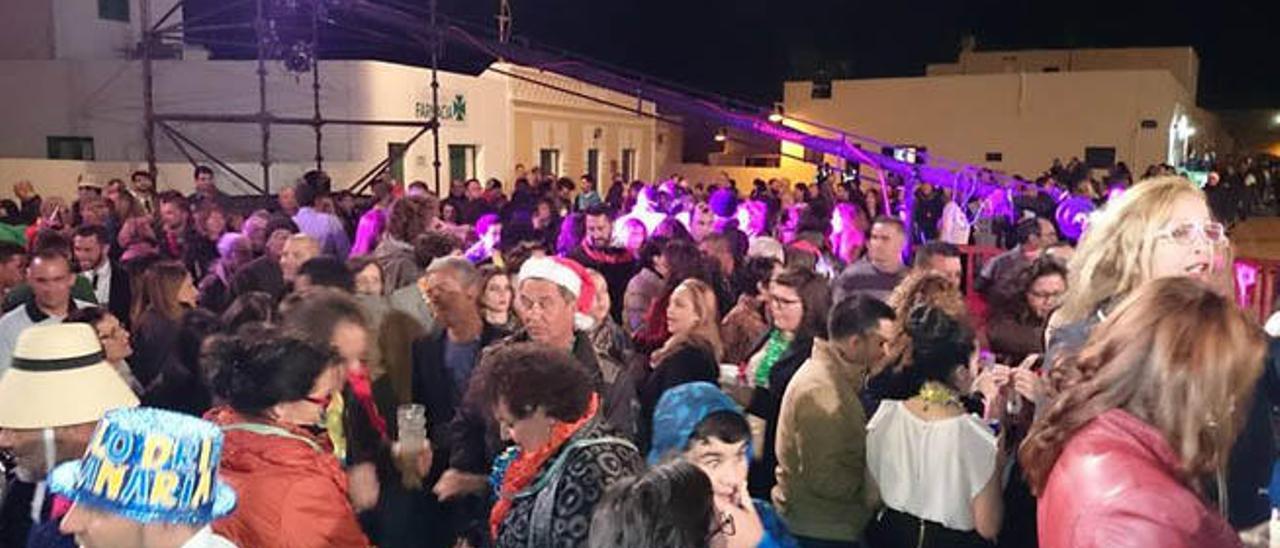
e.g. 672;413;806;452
0;0;663;198
780;47;1227;182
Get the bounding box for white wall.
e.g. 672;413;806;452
782;69;1213;179
0;59;513;192
51;0;182;60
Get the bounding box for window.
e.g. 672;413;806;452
1084;147;1116;169
586;148;600;183
812;78;832;99
98;0;129;22
539;148;561;178
449;145;478;182
621;148;637;183
745;155;781;168
985;152;1003;162
47;137;94;160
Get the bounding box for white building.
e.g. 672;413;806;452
0;0;676;198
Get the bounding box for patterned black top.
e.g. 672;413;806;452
493;420;643;548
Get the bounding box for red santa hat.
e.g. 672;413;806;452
517;256;598;330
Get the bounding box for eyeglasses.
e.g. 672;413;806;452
1027;290;1064;301
1154;220;1228;247
707;511;736;542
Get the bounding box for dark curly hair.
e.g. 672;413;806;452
205;326;339;417
902;304;975;394
472;342;591;422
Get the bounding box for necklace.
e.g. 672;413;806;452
916;381;961;410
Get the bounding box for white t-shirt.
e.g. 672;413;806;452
866;400;997;531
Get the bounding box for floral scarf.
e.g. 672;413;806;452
489;393;600;539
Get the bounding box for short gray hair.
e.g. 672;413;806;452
425;256;480;287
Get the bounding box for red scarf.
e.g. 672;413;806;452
578;239;634;265
346;365;388;442
489;394;600;538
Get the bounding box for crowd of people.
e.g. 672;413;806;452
0;160;1273;548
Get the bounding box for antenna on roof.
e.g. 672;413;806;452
497;0;512;44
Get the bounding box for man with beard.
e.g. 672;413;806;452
569;205;637;323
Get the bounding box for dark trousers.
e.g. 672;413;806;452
796;536;863;548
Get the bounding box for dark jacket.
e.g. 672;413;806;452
130;308;181;390
492;419;643;548
746;333;815;499
634;341;718;456
1038;409;1241;548
102;261;132;328
411;323;511;481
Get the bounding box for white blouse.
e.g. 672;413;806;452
866;400;998;531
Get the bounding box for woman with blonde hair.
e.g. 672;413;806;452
1025;277;1265;547
1049;176;1230;346
635;277;723;454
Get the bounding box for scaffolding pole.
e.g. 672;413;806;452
429;0;442;194
141;0;157;181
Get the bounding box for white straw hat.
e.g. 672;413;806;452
0;324;139;428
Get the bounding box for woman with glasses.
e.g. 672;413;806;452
988;257;1068;366
204;326;370;547
1048;176;1230;356
65;306;143;395
740;267;830;499
1046;176;1277;528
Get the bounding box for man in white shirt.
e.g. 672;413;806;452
0;251;92;374
72;225;130;324
291;179;350;259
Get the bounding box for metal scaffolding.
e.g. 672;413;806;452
139;0;442;196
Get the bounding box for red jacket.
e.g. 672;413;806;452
1037;409;1242;548
206;406;371;548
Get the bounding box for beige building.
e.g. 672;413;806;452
778;47;1228;181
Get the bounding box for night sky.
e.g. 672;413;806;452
188;0;1280;110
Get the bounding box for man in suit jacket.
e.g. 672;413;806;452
408;257;510;546
72;225;131;326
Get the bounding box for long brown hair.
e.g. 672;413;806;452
653;278;723;363
1021;277;1265;495
132;261;190;325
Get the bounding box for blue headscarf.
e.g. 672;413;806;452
648;382;745;465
